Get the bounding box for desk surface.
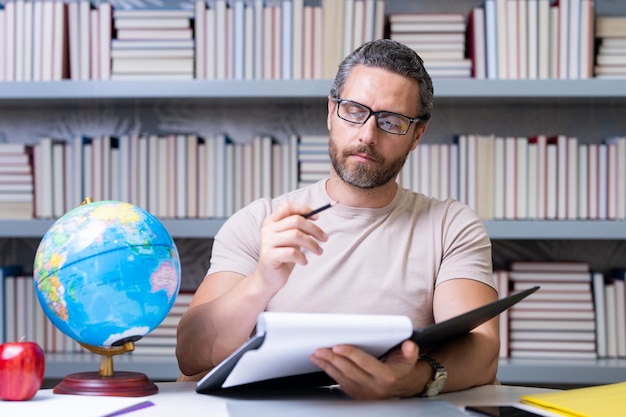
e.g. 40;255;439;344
1;382;557;417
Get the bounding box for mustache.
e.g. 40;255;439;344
343;145;381;162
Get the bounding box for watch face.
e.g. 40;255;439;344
426;374;447;396
421;355;447;396
432;375;447;390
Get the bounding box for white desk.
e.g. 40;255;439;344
1;382;557;417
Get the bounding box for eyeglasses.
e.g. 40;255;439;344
331;98;420;136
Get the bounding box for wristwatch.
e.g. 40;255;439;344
420;354;448;397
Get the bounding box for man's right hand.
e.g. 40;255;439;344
255;201;330;293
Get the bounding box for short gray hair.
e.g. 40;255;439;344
329;39;434;126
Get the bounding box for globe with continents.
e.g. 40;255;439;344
33;200;181;348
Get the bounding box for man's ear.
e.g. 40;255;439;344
327;97;336;131
410;122;429;151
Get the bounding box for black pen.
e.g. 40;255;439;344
302;200;339;218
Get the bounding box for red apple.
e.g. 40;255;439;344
0;341;45;401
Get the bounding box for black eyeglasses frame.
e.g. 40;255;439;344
330;97;421;136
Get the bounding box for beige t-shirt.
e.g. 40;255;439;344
208;179;494;329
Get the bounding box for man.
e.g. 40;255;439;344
176;39;499;400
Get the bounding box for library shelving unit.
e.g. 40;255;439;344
3;0;626;387
3;78;626;385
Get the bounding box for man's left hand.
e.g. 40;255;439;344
310;340;422;400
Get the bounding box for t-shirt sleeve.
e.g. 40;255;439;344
436;200;495;289
207;198;271;278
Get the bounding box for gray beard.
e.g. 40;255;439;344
328;136;409;189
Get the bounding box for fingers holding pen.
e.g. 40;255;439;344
262;201;333;258
256;200;336;292
269;199;336;222
270;200;332;237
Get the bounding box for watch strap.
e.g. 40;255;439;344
420;354;448;397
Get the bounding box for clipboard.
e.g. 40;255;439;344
196;286;539;394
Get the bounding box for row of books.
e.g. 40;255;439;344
6;260;626;360
404;134;626;221
0;0;190;82
301;134;626;221
0;0;69;81
194;0;384;81
22;134;299;220
497;261;626;360
0;0;385;82
4;133;626;221
469;0;595;80
0;265;193;356
3;0;626;81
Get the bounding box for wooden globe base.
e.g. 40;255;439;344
54;341;157;396
53;371;159;397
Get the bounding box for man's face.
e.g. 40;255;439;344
327;65;426;189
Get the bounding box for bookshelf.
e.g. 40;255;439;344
2;0;626;387
5;77;626;385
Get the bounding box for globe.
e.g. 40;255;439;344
33;200;181;349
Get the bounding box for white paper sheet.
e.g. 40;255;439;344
223;312;413;388
0;390;148;417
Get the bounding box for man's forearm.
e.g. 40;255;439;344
175;274;273;376
427;329;500;394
